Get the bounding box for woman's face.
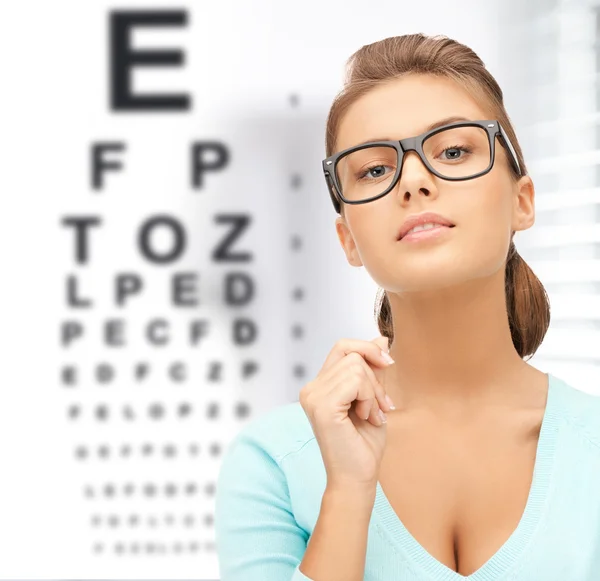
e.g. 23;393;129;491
334;73;535;293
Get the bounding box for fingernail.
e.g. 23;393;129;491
380;350;395;365
378;409;387;423
385;394;396;410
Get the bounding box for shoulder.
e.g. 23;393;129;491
215;399;322;528
550;373;600;449
224;400;316;467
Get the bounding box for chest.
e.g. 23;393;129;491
377;417;540;576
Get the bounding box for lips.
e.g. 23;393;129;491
403;224;455;238
397;212;456;240
401;224;455;242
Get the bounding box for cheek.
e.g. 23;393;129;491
346;204;388;246
344;209;398;275
459;183;514;265
462;175;513;228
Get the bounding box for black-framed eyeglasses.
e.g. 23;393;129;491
321;119;521;214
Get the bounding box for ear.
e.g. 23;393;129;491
512;175;535;233
335;216;363;267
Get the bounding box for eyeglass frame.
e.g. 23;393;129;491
321;119;522;215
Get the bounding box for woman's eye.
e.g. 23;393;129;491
359;165;391;179
438;145;472;160
444;148;461;159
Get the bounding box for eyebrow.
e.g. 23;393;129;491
353;115;472;148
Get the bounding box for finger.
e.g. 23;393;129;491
360;397;386;426
318;350;395;416
338;387;384;426
318;338;395;376
359;355;395;413
328;355;392;420
317;361;385;425
371;335;390;353
370;398;387;425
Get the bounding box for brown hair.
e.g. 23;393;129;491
325;33;550;361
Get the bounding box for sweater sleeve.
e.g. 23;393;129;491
214;425;314;581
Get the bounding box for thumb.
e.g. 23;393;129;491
371;335;390;353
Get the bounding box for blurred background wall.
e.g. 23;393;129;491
498;0;600;390
0;0;598;578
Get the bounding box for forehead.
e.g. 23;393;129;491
336;74;489;153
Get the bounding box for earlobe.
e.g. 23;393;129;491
348;247;363;267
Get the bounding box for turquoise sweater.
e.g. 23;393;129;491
215;372;600;580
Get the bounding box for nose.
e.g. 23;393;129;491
396;150;437;201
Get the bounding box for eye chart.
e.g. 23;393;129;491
0;3;332;578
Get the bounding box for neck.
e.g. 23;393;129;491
382;267;536;413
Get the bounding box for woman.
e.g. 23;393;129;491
215;33;600;580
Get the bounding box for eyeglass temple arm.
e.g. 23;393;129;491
498;124;521;175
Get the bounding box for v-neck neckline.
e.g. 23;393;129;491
372;372;560;581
